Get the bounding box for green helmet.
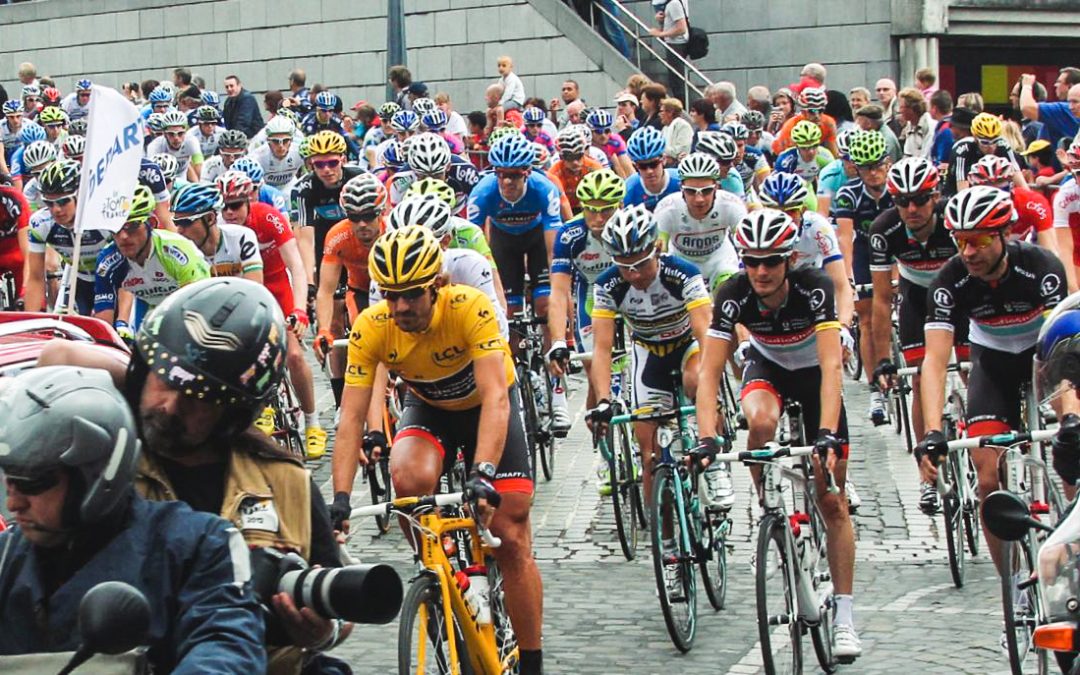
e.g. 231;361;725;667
790;120;822;148
405;177;457;209
576;168;626;205
488;125;520;145
126;185;156;223
297;136;313;159
38;106;67;125
847;129;887;166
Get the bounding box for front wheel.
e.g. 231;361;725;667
367;457;393;535
397;574;471;675
650;463;696;652
699;512;729;611
608;420;641;560
1000;538;1038;675
756;513;802;675
537;366;556;481
942;454;966;588
516;365;539;483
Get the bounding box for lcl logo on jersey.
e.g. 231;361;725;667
432;345;465;364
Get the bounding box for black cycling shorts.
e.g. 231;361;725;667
852;234;872;300
897;282;970;363
740;346;850;457
966;343;1034;436
488;226;550;303
394;385;533;494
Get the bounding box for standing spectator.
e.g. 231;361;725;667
929;89;954;167
915;68;938;102
875;78;901;135
222;75;264;138
172;67;192;88
854;104;902;162
648;0;690;98
956;92;984;113
897;87;936;157
1009;77;1047;146
484;84;505;135
825;90;857;134
16;62;37;88
688;98;720;150
263;90;284;118
1020;72;1080;147
496;56;525;111
707;82;746;122
407;81;430;107
613;91;640;141
549;80;583;127
659;97;693;163
388;65;413;110
435;92;470;139
793;62;828;94
746;85;772;116
769;88;796;135
639;83;667;131
287;68;311;116
848;86;871;112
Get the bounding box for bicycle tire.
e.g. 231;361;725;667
942;453;965;588
538;365;556;482
756;513;802;675
649;463;696;652
843;321;862;381
368;458;392;535
699;512;729;611
516;365;539;483
607;421;639;560
397;574;471;675
1001;538;1038;675
897;384;914;452
487;559;518;669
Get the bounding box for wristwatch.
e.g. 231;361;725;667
475;462;497;481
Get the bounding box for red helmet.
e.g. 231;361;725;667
967;155;1015;187
41;87;61;106
886;157;939;195
944;186;1016;232
215;171;255;202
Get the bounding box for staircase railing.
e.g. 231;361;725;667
585;0;713;102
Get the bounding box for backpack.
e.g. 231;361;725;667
671;0;709;59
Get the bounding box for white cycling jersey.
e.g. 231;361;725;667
146;135;203;176
791;210;843;270
205;222;263;278
200;155;232;185
250;143;305;190
185;126;224;159
60;93;90;121
655;189;746;288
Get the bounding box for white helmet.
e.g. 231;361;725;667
406;132;452;176
601;204;658;256
556;127;586;156
387;195;454;240
23;140;57;172
412;97;438;118
733;209;800;253
695;131;738;163
678;152;720;180
265;115;294;136
151;153;179;181
160;109;188;129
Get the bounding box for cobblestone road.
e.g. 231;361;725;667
312;371;1022;675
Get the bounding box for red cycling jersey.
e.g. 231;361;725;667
1010;186;1052;241
0;186;30;297
244;201;295;313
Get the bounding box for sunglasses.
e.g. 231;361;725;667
742;253;790;268
174;214;208;229
952;232;999;249
42;196;75;208
976;138;998;146
582;203;618;215
613;251;655;271
221;151;245;159
383;286;430;302
592;128;611;135
44;123;64;130
6;472;60;496
222;201;247;212
165;130;185;138
894;192;935;208
682;185;716;197
525;123;541;129
347;211;380;223
268;137;292;145
635;159;663;171
313;159;341;170
119;220;147;233
857;161;888;172
496;170;528;181
803;108;823;114
560;152;583;161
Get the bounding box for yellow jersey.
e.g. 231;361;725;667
345;284;515;411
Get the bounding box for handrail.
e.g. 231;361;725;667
588;0;713;101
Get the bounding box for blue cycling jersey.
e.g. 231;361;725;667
10;146;25;180
623;169;681;212
466;171;562;235
138;158;169;202
258;184;289;216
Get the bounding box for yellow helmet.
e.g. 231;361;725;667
970;113;1002;140
369;225;444;292
307;130;347;156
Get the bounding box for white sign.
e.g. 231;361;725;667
74;85;143;235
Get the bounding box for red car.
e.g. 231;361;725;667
0;311;130;376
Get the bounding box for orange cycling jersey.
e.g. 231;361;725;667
547;156;602;213
322;219;375;290
345;285;515;411
772;113;839;156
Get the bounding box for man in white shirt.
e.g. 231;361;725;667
897;87;937;158
497;56;525;112
708;82;747;122
649;0;690;95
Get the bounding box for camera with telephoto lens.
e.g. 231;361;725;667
250;548;403;642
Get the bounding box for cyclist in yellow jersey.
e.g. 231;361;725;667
330;226;544;675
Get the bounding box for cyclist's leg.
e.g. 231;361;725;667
739;346;783;487
327;279;350;408
573;286;598;407
854;236;883;421
631;342;677;506
898;284;929;438
489;227;527;315
388;394;449;544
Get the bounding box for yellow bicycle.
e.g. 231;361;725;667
352;492;518;674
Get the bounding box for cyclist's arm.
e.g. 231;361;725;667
614;153;634;179
24;250;44;311
816;325;843;432
17;227;28;290
116;290;134;325
870;268;894;364
154;200;174;231
688;301;711;348
590;315;615;402
315;259;342;331
835;217;855;279
332;381;373;497
294;225;316;285
696;333;733;440
474;351;511;467
919;328;952;432
278;239;308;312
1057;227;1077;293
827;259;853;327
367;362;390;439
547;272;572;343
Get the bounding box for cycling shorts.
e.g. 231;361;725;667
345;286;369;324
897;282;970;364
966;343;1034;437
852;234;872;300
61;277;95;316
394;386;533;495
489;226;550;303
0;247;23;297
630;337;699;413
740;345;850;458
266;276;294;316
573;277;594;353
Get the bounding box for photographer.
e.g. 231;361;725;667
38;278;351;675
0;366;266;673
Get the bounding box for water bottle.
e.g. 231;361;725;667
529;371;546;410
463;565;491;624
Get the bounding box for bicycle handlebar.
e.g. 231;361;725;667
349;491;502;548
944;428;1055;450
895;361;971;377
713;444;840;494
568;348;628;363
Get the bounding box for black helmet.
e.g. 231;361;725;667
133;278;286;414
0;366;140;525
38;158;81;196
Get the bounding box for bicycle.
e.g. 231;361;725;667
624;371;729;652
264;375;305;459
366;376;405;535
507;288;554;483
351;491;517;675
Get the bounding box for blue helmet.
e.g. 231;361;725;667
721;121;749;141
390;110;420;133
75;79;93;92
201;90;221;107
488;133;535;169
315;91;338;110
2;100;23;115
170;182;222;215
19;121;45;144
760;172;810;210
586;108;614;132
381;140;407;169
231;156;265;184
1037;292;1080;395
522;106;546;125
148;88;171;104
422;109;448;132
627;126;666;162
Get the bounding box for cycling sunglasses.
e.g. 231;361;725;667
581;203;618;215
268;137;292;145
682;185;716;197
347;211;380;223
174;213;211;229
612;250;655;271
634;159;663;171
742;253;790;268
312;159;341;170
384;286;430;302
560;152;584;161
6;471;60;496
495;169;529;181
42;196;75;208
893;192;935;208
951;232;999;249
222;201;247;212
856;160;888;172
119;220;147;234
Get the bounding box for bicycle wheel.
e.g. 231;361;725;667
273;380;306;459
896;384;914;452
1001;538;1038;675
649;463;696;652
698;511;729;611
843;322;861;381
606;422;640;560
538;366;556;482
941;453;965;588
487;559;518;670
516;365;539;483
756;513;802;675
367;457;393;535
397;574;471;675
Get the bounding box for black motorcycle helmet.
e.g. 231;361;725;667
0;366;141;528
128;278;287;435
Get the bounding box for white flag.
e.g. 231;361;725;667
74;85;143;235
